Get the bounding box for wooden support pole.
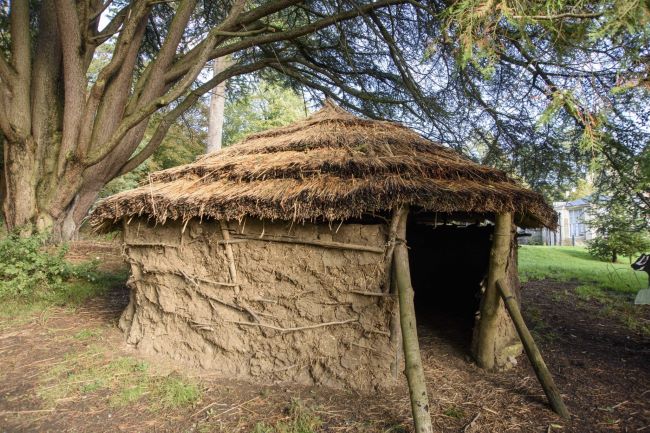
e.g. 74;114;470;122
393;206;434;433
496;280;570;419
476;212;511;370
389;245;402;379
388;208;403;378
383;208;401;292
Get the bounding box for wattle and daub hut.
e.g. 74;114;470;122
91;101;556;394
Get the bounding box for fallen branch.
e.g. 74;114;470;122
0;409;64;415
463;412;481;432
191;401;228;418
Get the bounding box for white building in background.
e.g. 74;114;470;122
520;196;599;246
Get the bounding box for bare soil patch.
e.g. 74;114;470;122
0;243;648;432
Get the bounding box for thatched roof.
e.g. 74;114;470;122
90;101;556;229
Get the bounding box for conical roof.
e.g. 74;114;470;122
90;101;556;229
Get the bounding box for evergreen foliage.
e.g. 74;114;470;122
587;198;650;262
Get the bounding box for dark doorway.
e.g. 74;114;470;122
407;219;492;354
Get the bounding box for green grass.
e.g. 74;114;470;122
442;406;466;419
251;399;322;433
72;327;104;341
0;269;127;329
518;246;648;294
38;346;201;409
155;375;202;408
519;246;650;335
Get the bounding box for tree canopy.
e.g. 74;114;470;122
0;0;648;241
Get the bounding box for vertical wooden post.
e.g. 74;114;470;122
387;209;402;378
497;280;570;418
476;212;511;370
219;220;240;294
393;206;434;433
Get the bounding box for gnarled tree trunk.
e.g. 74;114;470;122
0;0;415;241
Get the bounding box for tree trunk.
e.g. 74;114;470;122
0;0;415;242
475;213;512;370
393;206;434;433
207;57;231;153
1;137;86;240
2;138;39;235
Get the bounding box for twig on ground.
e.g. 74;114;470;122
463;412;480;432
191;400;228;418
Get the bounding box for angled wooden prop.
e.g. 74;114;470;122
393;205;434;433
496;279;570;418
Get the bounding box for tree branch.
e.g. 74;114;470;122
512;12;603;20
117;59;275;176
0;55;16;87
8;0;32;134
54;0;88;168
10;0;30;78
84;3;240;167
165;0;403;83
90;0;115;21
87;4;129;45
74;2;151;159
505;40;650;211
0;90;17;143
152;0;198;72
366;10;444;119
126;0;246;115
161;0;304;78
283;57;408;104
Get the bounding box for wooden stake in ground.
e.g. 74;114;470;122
475;212;511;369
393;205;434;433
496;279;570;418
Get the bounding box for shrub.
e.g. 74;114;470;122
586;195;649;263
587;233;650;263
0;232;98;302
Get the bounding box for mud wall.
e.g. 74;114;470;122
120;217;397;391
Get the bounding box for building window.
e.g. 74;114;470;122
569;208;586;237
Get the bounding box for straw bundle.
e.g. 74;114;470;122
90;101;556;229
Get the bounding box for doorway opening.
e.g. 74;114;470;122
407;218;493;354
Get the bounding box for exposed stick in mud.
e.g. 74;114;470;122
231;232;385;253
220;220;240;294
229;318;358;333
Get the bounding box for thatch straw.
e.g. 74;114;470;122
90;101;556;229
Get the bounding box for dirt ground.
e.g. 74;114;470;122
0;242;648;433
